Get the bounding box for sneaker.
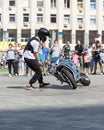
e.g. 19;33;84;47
92;72;96;75
39;82;50;88
26;84;35;90
100;72;103;75
9;74;12;77
15;74;18;76
43;73;46;76
27;74;31;77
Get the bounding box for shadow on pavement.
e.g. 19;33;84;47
6;84;84;90
45;84;84;90
7;86;25;89
0;105;104;130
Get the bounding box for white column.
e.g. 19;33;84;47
84;30;89;48
16;0;23;42
57;0;64;45
17;31;21;43
43;0;51;47
96;0;102;37
30;0;36;37
43;0;50;28
2;0;8;41
71;30;76;44
83;0;90;47
71;0;77;44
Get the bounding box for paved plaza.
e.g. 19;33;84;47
0;72;104;130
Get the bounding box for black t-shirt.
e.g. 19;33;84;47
92;46;101;60
75;45;83;56
63;45;70;54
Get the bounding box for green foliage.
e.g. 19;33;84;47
0;68;8;72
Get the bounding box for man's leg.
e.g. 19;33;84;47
25;58;43;85
25;58;50;89
12;60;16;75
90;57;93;73
8;60;12;76
99;61;103;74
93;60;97;74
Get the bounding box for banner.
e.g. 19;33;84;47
0;42;27;51
0;42;9;51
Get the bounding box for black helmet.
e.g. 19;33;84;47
38;28;50;42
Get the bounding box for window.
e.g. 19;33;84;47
37;0;43;7
77;17;83;24
9;0;15;6
50;14;56;23
51;0;56;8
9;14;15;22
21;33;30;41
90;16;96;24
103;1;104;10
103;16;104;23
8;32;16;41
0;14;1;22
64;15;70;24
64;0;70;8
90;0;96;9
0;1;2;7
23;14;29;22
37;14;43;23
77;0;83;9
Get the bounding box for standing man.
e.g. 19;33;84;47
75;40;84;70
62;40;70;59
23;28;50;89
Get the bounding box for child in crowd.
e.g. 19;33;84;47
83;49;91;75
72;51;79;66
18;45;25;75
0;53;6;68
38;44;44;74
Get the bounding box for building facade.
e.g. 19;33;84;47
0;0;104;47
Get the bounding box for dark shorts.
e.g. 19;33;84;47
83;62;90;68
93;58;101;65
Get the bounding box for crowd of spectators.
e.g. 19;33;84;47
0;34;104;76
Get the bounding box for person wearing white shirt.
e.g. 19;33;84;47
50;39;61;62
23;28;50;89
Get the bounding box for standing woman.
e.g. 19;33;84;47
6;43;15;77
92;40;103;75
18;45;25;76
50;39;61;62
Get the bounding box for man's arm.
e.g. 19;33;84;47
92;46;96;53
34;52;40;62
31;40;40;62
